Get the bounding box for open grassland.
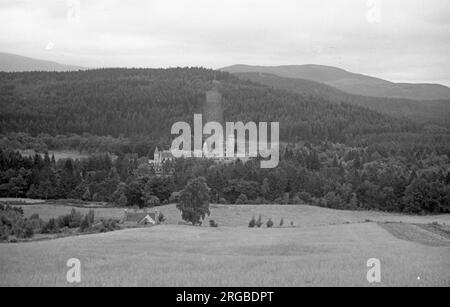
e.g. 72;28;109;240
1;202;449;286
10;202;450;228
0;222;449;287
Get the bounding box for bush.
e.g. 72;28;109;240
280;218;284;227
23;220;35;238
266;219;274;228
158;212;167;223
57;208;82;229
256;215;263;228
235;194;248;205
0;226;9;241
289;195;302;205
298;192;312;203
0;206;42;240
117;194;128;207
323;192;345;209
104;219;120;231
12;219;34;238
79;215;92;232
41;218;59;234
209;220;218;228
219;198;228;205
248;216;256;228
90;219;120;233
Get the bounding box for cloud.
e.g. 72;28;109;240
0;0;448;85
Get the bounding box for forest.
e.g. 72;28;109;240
0;68;419;143
0;137;448;214
0;68;449;214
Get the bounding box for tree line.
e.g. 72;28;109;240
1;137;448;214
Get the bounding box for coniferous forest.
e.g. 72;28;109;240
0;68;449;214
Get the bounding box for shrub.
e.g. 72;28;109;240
57;208;82;229
280;218;284;227
298;192;312;203
0;226;8;241
235;194;248;205
323;192;345;209
209;220;219;228
117;194;128;207
23;220;35;238
219;198;228;205
12;218;34;239
256;215;263;228
79;215;92;232
41;218;59;234
104;219;120;231
289;195;302;205
266;219;274;228
248;216;256;228
86;210;95;225
93;222;106;233
158;212;167;223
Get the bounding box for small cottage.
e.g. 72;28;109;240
123;209;160;226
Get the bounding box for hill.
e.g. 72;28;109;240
221;64;450;101
0;52;84;72
232;72;450;126
0;68;418;143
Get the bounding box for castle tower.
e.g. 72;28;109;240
154;147;160;163
204;80;223;124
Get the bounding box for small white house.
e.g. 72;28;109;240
123;209;160;226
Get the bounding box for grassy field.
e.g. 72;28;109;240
11;202;450;227
1;203;449;287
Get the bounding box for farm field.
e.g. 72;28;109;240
8;201;450;228
0;223;449;287
0;203;449;287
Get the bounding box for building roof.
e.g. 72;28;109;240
124;212;156;223
139;215;156;225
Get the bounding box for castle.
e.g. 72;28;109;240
148;82;254;174
149;147;174;175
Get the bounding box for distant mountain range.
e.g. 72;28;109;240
0;52;84;72
225;71;450;126
0;68;417;142
221;64;450;101
1;52;448;127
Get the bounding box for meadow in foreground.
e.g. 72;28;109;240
0;205;449;287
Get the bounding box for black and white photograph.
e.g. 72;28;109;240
0;0;449;290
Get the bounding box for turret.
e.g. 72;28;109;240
154;147;160;163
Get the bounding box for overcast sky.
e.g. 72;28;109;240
1;0;449;85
